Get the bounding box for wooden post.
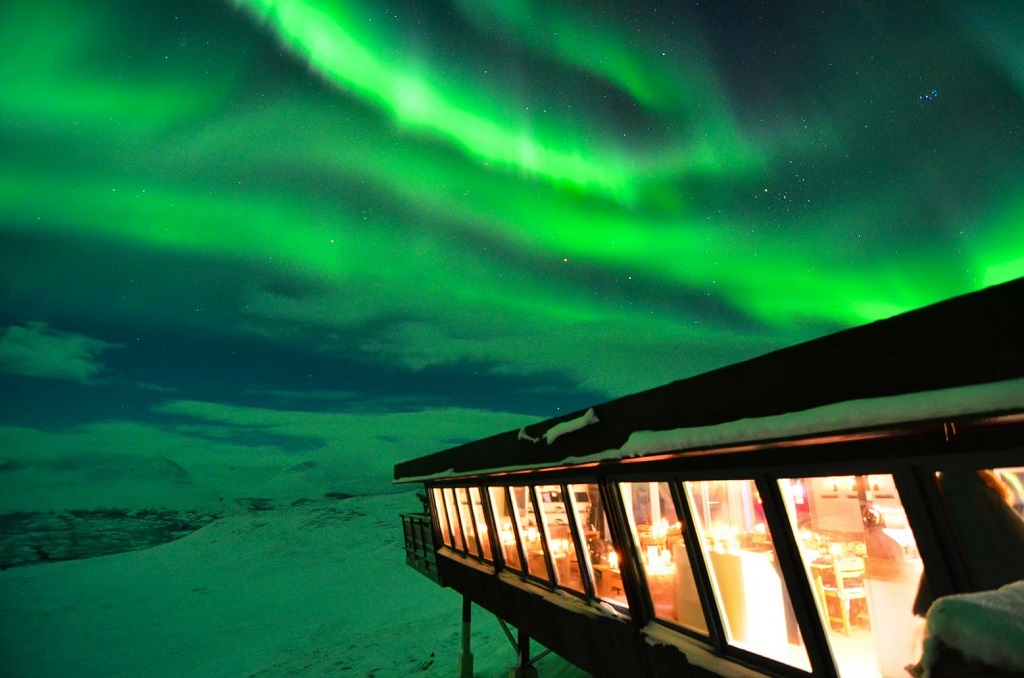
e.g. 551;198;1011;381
507;627;539;678
458;596;473;678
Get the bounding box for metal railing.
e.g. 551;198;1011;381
401;512;442;585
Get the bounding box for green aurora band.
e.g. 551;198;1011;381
2;0;1023;373
232;0;769;201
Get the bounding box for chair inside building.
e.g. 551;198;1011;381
818;555;868;635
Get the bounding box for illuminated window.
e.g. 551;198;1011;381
443;488;465;552
535;484;585;593
468;487;493;562
489;487;523;571
685;479;810;670
510;486;551;583
432;488;452;547
455;488;480;557
621;481;707;633
570;483;628;609
779;473;923;677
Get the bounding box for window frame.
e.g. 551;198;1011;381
528;485;559;584
443;487;466;553
756;473;838;677
613;478;714;639
454;486;481;558
426;430;1024;678
431;487;454;548
562;479;635;612
533;483;589;597
468;486;496;563
506;484;553;586
563;483;597;599
429;485;498;566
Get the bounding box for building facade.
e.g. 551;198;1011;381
396;278;1024;678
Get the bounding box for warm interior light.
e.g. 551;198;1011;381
499;519;515;546
651;518;670;539
646;547;675;575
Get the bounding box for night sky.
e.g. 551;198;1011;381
2;0;1022;497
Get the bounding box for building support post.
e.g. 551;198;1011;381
458;595;474;678
507;627;539;678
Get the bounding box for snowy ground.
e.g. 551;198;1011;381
0;492;587;677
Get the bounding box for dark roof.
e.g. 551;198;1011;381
394;278;1024;482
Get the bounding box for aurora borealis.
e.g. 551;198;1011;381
1;0;1023;499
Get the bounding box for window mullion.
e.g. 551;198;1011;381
757;476;838;678
529;485;558;586
463;488;485;559
894;467;964;599
479;486;501;567
506;486;529;577
448;487;467;554
564;483;596;599
600;480;644;618
437;487;456;548
672;480;726;650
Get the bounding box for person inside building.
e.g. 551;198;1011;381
913;469;1024;616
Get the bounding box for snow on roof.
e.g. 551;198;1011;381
567;377;1024;466
398;378;1024;483
923;579;1024;675
543;407;599;445
517;427;540;443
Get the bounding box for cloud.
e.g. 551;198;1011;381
154;398;534;466
359;315;795;397
149;398;537;494
0;399;538;508
0;322;121;384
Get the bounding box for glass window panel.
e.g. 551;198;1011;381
455;488;480;557
779;474;925;678
432;488;452;547
489;487;523;571
570;483;628;609
685;479;810;670
443;488;465;552
469;487;493;562
620;481;707;633
510;486;551;583
535;485;584;593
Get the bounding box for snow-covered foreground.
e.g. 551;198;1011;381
0;492;587;677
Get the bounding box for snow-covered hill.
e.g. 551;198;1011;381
0;492;587;677
0;453;222;513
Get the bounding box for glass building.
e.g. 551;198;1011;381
397;278;1024;678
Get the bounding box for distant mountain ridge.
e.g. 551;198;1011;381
0;453;220;513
